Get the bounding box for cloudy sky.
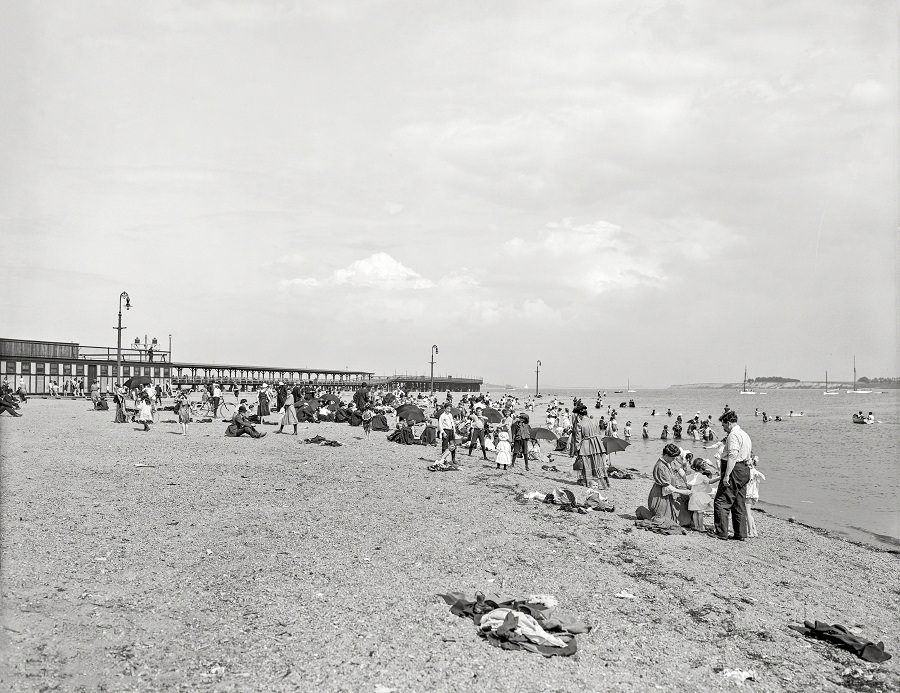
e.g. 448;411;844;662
2;1;896;387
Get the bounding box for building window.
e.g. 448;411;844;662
35;362;45;374
63;363;72;376
76;364;84;376
5;361;15;374
100;365;108;376
22;362;31;374
123;366;131;377
143;367;150;376
50;363;59;375
163;368;170;377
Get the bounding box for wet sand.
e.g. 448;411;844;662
1;397;898;691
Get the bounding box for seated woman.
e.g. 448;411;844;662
226;404;266;438
387;417;416;444
296;403;318;423
370;413;390;431
636;443;693;526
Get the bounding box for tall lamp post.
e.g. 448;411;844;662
536;360;541;396
430;344;439;395
168;334;172;362
115;292;131;388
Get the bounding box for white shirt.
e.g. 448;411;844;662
439;411;455;431
722;424;752;464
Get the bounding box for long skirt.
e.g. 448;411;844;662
579;452;610;490
114;402;128;423
281;405;299;426
258;397;270;417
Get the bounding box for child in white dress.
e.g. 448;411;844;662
495;431;512;471
686;458;719;531
745;455;766;537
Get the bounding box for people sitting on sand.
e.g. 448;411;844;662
636;443;693;527
226;404;266;438
0;391;23;416
387;417;416;445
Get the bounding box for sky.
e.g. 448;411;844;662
2;0;897;387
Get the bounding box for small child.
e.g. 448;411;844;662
745;455;766;537
361;405;373;438
623;421;632;440
642;422;649;439
660;424;669;440
495;431;511;471
687;458;720;531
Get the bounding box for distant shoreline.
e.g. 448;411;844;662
669;381;900;389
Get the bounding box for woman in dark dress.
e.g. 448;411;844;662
257;384;271;419
569;403;609;489
636;443;692;526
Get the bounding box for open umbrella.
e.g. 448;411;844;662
449;406;463;418
320;393;341;404
124;375;152;389
382;393;396;405
603;436;630;454
396;405;426;424
481;407;503;424
531;426;559;441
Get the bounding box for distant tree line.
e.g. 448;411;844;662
858;376;900;383
748;376;800;383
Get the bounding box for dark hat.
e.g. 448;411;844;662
719;410;738;424
663;443;681;458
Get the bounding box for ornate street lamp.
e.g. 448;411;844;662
536;360;541;396
430;344;439;395
115;292;131;387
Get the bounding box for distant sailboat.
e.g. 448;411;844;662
627;379;636;393
847;356;872;394
824;371;838;395
739;367;756;394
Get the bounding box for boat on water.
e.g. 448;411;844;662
847;356;873;394
824;370;839;395
627;379;636;393
739;367;756;395
852;413;874;425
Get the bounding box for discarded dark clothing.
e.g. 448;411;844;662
542;487;615;514
370;414;390;431
349;411;363;426
427;461;460;472
302;435;343;447
788;621;892;663
94;399;109;411
634;518;687;535
438;591;590;658
609;465;649;480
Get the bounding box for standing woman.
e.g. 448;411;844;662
278;387;299;435
114;384;128;423
176;388;191;435
257;384;271;421
569;403;610;490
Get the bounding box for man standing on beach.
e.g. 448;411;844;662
353;383;369;412
713;410;752;540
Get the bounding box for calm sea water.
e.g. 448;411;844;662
480;386;900;548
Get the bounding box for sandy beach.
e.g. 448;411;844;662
1;397;898;692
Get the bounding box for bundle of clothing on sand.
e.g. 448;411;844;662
439;591;591;657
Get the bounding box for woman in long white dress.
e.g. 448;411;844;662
278;390;299;435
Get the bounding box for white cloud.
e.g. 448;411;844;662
333;252;433;289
